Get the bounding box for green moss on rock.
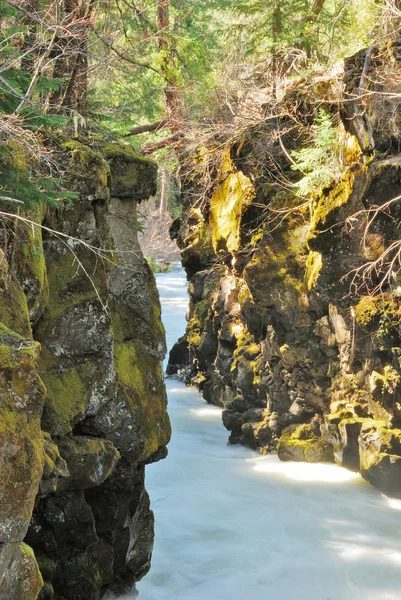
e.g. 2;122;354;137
210;166;255;255
0;543;43;600
309;169;356;236
277;423;334;463
43;250;108;323
354;293;401;332
0;410;44;542
0;261;32;338
12;206;49;324
103;141;157;200
57;435;120;490
63;139;110;200
114;341;171;461
359;422;401;495
40;358;88;437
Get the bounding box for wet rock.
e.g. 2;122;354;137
166;335;189;375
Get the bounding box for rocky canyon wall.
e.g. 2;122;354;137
0;140;171;599
169;42;401;497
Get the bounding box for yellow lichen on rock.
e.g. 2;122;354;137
0;542;43;600
0;327;45;543
113;341;171;461
209;149;255;255
277;423;334;463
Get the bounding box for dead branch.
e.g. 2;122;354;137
141;131;185;154
14;27;59;115
123;119;168;137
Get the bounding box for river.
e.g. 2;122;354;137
124;271;401;600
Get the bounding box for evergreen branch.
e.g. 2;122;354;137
2;0;57;31
0;76;26;100
91;29;163;78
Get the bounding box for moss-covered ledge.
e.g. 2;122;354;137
103;141;157;200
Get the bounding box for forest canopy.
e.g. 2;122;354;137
0;0;398;205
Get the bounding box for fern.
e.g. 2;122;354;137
291;110;342;197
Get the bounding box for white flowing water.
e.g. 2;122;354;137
127;271;401;600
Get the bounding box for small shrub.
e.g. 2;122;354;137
291;110;343;197
354;293;401;336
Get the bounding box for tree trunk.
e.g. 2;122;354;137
156;0;181;131
159;168;169;215
20;0;39;73
47;0;92;121
271;3;282;100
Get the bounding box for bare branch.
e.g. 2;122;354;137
123;119;168;137
0;196;24;204
14;26;59;114
142;131;185;154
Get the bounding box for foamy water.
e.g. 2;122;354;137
114;271;401;600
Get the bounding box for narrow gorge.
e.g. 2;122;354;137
2;0;401;598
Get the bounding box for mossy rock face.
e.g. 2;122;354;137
309;169;356;236
105;195;171;461
40;362;89;437
39;335;115;437
103;142;157;200
0;132;171;598
12;206;49;325
0;413;44;543
63;139;110;201
39;433;69;497
38;243;109;324
359;423;401;496
0;327;45;543
57;435;120;490
36;238;115;436
0;261;32;338
277;423;334;463
86;340;171;461
210;168;255;255
174;211;215;277
243;236;302;317
0;542;43;600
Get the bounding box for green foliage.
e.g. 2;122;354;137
146;256;173;273
291;110;343;196
0;68;31;113
0;149;77;208
354;294;401;337
232;0;378;65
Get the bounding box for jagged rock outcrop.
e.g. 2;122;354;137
169;44;401;497
0;139;171;599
